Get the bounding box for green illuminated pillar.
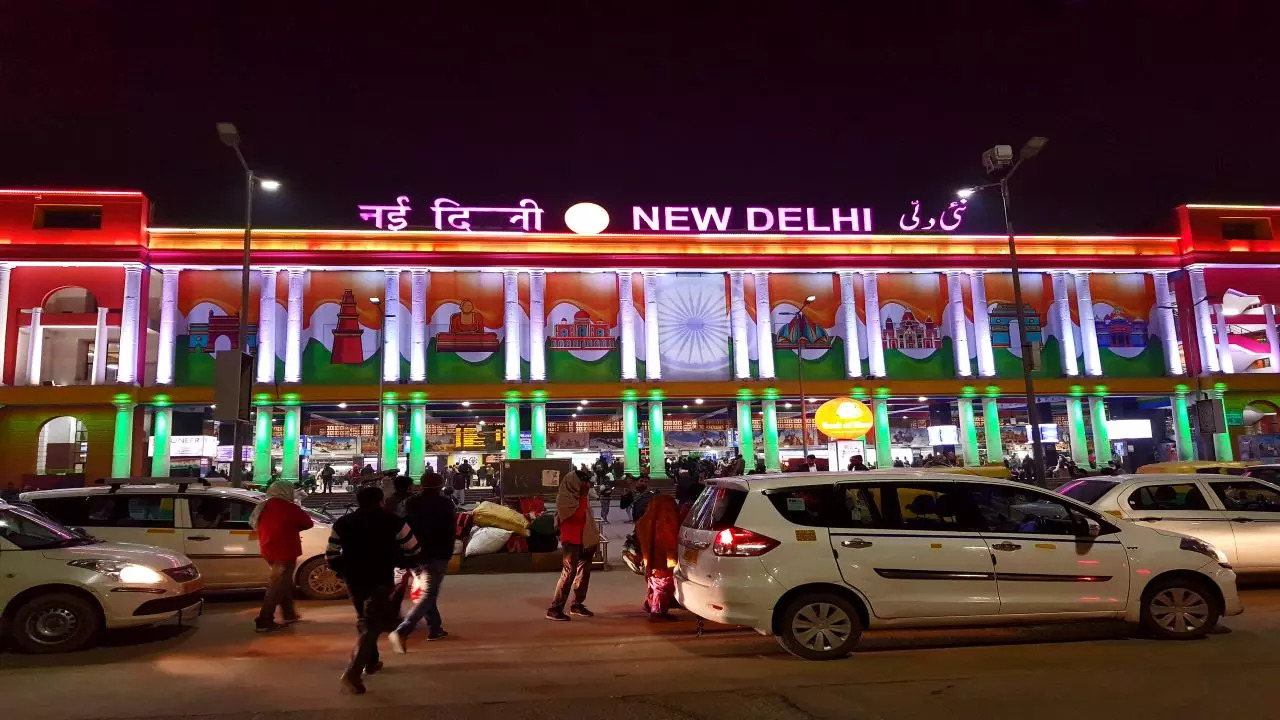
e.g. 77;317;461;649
982;394;1004;465
736;398;757;472
761;396;781;473
281;404;301;482
408;399;427;479
150;401;173;477
872;396;892;468
253;402;273;486
1088;396;1112;468
1172;388;1195;461
958;397;980;467
648;399;668;477
504;400;521;460
1210;386;1234;462
111;395;135;479
381;397;399;471
622;397;641;474
531;396;547;459
1066;396;1090;466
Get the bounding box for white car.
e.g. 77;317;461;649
1058;472;1280;573
0;499;203;653
675;472;1242;660
22;483;345;600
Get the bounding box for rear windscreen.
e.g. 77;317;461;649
682;486;747;531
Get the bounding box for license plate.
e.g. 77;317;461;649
182;580;202;594
681;548;700;565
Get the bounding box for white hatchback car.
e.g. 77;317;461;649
0;500;203;653
1057;472;1280;573
22;483;345;600
675;472;1242;660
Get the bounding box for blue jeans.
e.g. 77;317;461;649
395;558;449;637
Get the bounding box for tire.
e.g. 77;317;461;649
1141;576;1220;640
10;592;102;654
298;556;347;600
775;592;863;660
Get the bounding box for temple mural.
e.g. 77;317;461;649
543;272;620;383
174;270;280;385
303;271;383;384
1090;273;1165;376
767;272;845;381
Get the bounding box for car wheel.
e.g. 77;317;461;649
776;592;863;660
11;592;102;654
298;556;347;600
1141;577;1219;640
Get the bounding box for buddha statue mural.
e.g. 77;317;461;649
437;297;501;352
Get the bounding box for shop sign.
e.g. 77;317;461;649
1225;410;1245;427
150;435;218;458
813;398;873;440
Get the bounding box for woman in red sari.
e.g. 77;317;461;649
634;493;681;621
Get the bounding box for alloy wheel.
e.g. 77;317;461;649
1149;587;1210;633
791;602;853;651
308;564;345;596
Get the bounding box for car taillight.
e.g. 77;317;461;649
713;527;779;557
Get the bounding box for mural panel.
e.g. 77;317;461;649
1090;273;1165;376
174;270;275;385
983;272;1060;378
769;273;844;381
303;271;383;384
655;273;730;381
877;273;953;379
544;272;620;383
427;271;505;384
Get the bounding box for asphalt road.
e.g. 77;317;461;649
5;573;1280;720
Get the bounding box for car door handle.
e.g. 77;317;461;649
188;536;211;541
840;539;873;549
1136;517;1162;522
1231;518;1255;523
991;542;1022;552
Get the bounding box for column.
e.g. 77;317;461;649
529;270;547;382
1074;273;1102;376
111;396;135;478
958;398;980;467
1050;271;1079;376
648;399;668;478
618;271;637;380
622;398;641;474
115;264;143;384
253;404;273;485
761;397;781;472
281;405;301;482
872;397;892;466
155;269;180;385
0;264;10;384
284;268;305;383
947;272;973;377
409;269;428;381
1265;304;1280;373
150;405;173;477
838;272;863;378
408;403;427;477
982;396;1004;464
1089;396;1112;467
383;270;401;382
755;272;775;379
863;272;886;377
256;268;279;383
26;308;43;385
503;271;521;382
970;272;995;377
504;401;521;459
1212;303;1234;374
1066;397;1090;465
380;400;399;470
1188;268;1219;374
1152;272;1184;375
1171;390;1194;462
735;399;757;472
530;399;547;459
643;272;662;379
728;271;750;379
91;307;108;384
1209;387;1233;461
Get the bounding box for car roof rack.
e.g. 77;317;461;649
105;477;212;494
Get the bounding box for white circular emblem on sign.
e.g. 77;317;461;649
564;202;610;235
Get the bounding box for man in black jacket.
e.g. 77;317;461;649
325;486;421;695
388;472;457;652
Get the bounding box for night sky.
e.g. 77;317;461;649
3;1;1276;235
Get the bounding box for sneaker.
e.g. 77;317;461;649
569;605;595;618
388;631;407;655
428;629;449;641
255;620;287;633
339;671;366;695
546;609;571;622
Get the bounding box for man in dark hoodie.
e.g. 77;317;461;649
388;472;458;652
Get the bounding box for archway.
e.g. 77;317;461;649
42;286;100;313
1243;400;1280;434
36;415;88;475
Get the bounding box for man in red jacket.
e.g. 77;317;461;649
250;481;314;632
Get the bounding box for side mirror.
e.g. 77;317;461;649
1074;516;1101;538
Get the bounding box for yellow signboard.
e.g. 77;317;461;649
812;398;873;440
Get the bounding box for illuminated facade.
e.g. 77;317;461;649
1;189;1279;488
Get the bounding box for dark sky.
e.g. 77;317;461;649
2;1;1277;235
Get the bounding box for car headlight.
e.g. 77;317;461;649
68;560;165;584
1179;537;1230;567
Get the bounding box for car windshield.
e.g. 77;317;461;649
0;507;92;550
1055;478;1117;505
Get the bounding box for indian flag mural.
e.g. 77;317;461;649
876;273;952;379
768;273;845;381
655;273;731;381
174;270;282;385
428;271;506;384
544;272;620;383
1090;273;1164;376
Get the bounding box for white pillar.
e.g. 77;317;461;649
0;264;11;385
1213;302;1234;374
947;271;972;377
256;268;278;383
503;270;521;382
410;269;428;381
1188;268;1219;374
529;270;546;382
969;271;995;377
383;270;401;382
1153;272;1184;375
26;308;43;386
115;264;143;384
643;271;662;379
755;272;775;379
155;269;180;385
1050;271;1079;376
91;307;109;385
1265;305;1280;373
284;268;305;383
1074;272;1102;377
618;271;637;381
863;272;886;377
838;271;863;378
728;271;750;379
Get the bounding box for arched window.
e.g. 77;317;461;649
36;416;88;475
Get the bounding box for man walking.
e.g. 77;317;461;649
325;486;421;695
389;472;457;652
321;464;336;494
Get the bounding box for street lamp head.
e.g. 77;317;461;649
956;187;976;199
369;297;380;305
258;178;281;192
1020;136;1048;160
216;122;241;148
982;144;1015;177
804;295;817;304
